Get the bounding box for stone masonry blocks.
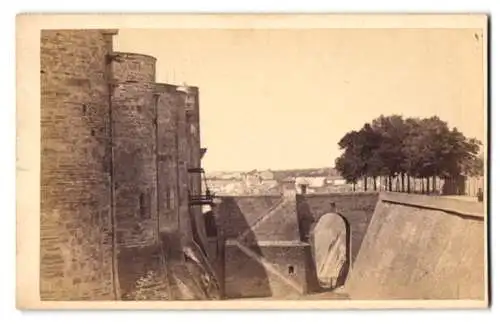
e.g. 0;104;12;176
184;87;208;252
154;83;182;235
40;29;117;300
40;29;211;301
111;82;158;248
111;52;157;83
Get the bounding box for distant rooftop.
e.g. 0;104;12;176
206;167;340;180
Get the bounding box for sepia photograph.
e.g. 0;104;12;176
16;13;489;309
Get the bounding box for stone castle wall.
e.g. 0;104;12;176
40;29;211;300
212;195;283;239
346;192;485;300
154;84;182;236
224;242;309;299
40;29;118;300
174;88;193;246
184;87;209;253
296;192;379;262
215;194;311;298
212;192;379;297
110;52;156;83
111;80;159;248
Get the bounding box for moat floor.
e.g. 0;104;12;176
229;290;350;300
297;291;350;300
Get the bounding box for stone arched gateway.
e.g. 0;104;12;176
309;211;351;290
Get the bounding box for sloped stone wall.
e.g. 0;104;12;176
346;192;486;300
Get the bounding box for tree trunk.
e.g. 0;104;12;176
426;177;430;195
407;174;411;194
384;176;388;191
388;177;393;192
373;176;377;191
364;176;367;192
420;178;424;193
432;175;437;194
395;176;400;192
352;183;356;192
401;173;405;193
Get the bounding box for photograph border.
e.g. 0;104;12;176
16;13;489;310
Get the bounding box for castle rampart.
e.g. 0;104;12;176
110;81;159;248
40;29;214;300
40;29;117;300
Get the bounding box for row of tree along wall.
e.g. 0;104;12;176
335;115;484;197
339;175;484;197
40;29;209;300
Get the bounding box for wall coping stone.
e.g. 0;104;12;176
217;194;284;198
112;51;157;61
379;192;484;220
154;82;182;94
226;239;309;247
302;192;380;198
100;29;119;35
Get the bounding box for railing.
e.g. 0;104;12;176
188;192;217;206
187;166;218;206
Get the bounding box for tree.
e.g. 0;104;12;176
335;154;360;191
370;115;407;191
412;116;450;193
440;127;482;177
336;125;381;191
464;154;484;177
336;115;482;196
336;131;364;190
361;124;383;191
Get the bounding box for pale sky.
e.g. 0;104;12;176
114;28;485;172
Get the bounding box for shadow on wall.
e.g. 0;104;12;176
296;195;316;242
117;245;169;300
295;197;321;293
346;192;486;300
188;208;206;256
214;197;273;299
214;193;377;297
204;210;218;238
203;210;222;286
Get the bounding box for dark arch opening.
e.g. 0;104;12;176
335;212;351;288
204;210;218;238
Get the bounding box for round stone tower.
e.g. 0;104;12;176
40;29;118;300
110;52;159;248
110;52;156;83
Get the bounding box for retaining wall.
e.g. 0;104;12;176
346;192;486;300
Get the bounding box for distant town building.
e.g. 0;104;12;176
206;168;356;196
259;169;274;181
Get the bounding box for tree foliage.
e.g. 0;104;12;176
335;115;483;192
